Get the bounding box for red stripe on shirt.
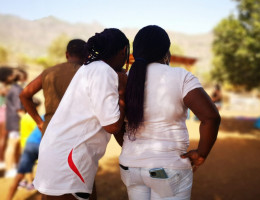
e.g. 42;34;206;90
68;148;85;183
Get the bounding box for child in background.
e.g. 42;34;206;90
0;82;8;169
7;98;43;200
5;68;28;177
20;108;37;150
18;97;40;190
0;67;15;170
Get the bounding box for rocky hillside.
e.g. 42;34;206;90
0;14;214;75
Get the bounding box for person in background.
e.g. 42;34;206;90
19;39;86;134
17;97;40;192
4;68;27;177
6;98;42;200
211;84;222;110
0;67;14;170
20;106;37;150
20;30;129;200
0;83;7;170
119;25;221;200
19;39;103;200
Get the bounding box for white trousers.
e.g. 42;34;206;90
120;166;193;200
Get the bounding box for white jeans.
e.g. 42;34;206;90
120;166;193;200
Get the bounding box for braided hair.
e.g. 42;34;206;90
84;28;129;66
126;25;171;138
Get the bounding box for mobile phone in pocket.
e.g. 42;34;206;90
149;168;168;179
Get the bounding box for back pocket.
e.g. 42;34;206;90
147;169;181;198
119;164;132;187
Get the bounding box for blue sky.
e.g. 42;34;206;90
0;0;237;34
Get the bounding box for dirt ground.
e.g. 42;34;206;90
1;108;260;200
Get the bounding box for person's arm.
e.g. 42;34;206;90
103;72;127;134
113;121;126;147
19;74;44;132
181;87;221;171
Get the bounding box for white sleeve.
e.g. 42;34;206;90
182;70;202;98
89;66;120;126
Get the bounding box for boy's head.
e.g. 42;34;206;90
66;39;86;65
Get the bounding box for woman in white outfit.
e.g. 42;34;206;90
21;28;129;200
119;25;221;200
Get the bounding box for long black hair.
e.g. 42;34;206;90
126;25;171;137
84;28;129;66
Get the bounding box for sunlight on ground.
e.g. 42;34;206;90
0;104;260;199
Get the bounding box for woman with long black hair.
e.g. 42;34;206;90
21;28;129;200
119;25;221;200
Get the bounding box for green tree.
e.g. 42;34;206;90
47;34;70;66
34;57;50;68
35;34;70;68
212;0;260;90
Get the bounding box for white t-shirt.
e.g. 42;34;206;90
119;63;202;169
34;61;120;195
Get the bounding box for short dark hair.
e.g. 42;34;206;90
66;39;86;60
126;25;171;137
84;28;129;65
0;66;13;83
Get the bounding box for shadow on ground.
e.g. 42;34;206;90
189;139;260;200
96;159;128;200
96;138;260;200
219;116;260;135
1;138;260;200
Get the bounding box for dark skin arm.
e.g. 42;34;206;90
102;72;127;134
113;121;125;147
19;74;44;132
113;71;127;146
182;88;221;172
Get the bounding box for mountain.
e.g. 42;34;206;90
0;14;105;56
0;14;214;76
